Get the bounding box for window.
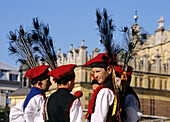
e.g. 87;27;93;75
135;77;137;87
85;72;88;82
148;77;150;89
150;99;155;115
9;74;18;81
160;80;162;90
165;80;167;90
152;79;155;89
164;64;167;73
139;61;143;71
23;77;27;87
140;78;143;87
148;61;151;72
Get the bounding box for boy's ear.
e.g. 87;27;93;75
107;66;113;74
38;81;42;85
67;81;71;85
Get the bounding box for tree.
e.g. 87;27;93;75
8;18;57;70
0;105;10;122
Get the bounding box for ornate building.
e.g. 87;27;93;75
129;15;170;118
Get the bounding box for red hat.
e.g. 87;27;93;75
83;53;116;67
125;66;133;76
121;66;133;82
74;91;83;98
114;64;124;76
24;65;50;81
48;64;77;81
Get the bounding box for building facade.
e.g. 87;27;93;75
129;15;170;118
0;61;20;106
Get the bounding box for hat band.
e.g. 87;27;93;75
91;62;108;68
55;73;75;84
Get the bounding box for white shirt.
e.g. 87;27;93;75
70;98;83;122
91;88;115;122
10;99;25;122
24;94;45;122
124;94;142;122
10;94;45;122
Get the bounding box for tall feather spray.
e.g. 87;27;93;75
96;8;123;62
8;18;58;70
32;18;57;70
120;26;149;71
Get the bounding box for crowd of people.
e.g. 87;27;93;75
9;53;142;122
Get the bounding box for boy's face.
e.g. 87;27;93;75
116;77;121;87
92;66;112;84
40;78;51;92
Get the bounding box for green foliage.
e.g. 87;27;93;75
0;106;10;122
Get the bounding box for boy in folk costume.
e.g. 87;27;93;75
84;53;120;122
45;64;83;122
114;64;142;122
10;65;52;122
120;66;142;122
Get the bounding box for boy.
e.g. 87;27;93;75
10;65;51;122
120;66;142;122
45;64;83;122
84;53;119;122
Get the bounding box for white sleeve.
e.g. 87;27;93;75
91;88;114;122
10;99;25;122
34;100;45;122
124;94;142;122
69;98;83;122
24;95;44;122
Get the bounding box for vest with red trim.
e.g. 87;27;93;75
46;88;77;122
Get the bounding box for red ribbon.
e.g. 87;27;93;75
86;85;104;119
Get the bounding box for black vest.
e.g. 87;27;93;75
46;88;77;122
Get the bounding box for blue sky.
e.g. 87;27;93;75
0;0;170;68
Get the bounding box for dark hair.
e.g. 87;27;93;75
30;70;49;85
115;71;121;78
91;79;100;85
54;73;75;85
91;62;108;70
127;75;132;82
